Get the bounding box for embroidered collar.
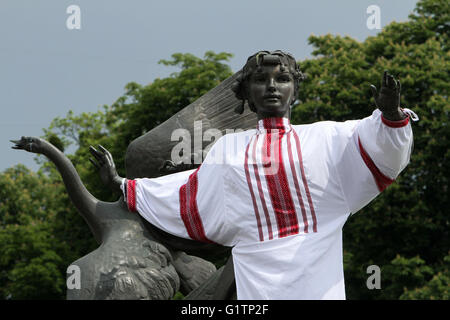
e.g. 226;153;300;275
256;117;292;133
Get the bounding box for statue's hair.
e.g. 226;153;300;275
231;50;305;114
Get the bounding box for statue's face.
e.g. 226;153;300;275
248;63;295;119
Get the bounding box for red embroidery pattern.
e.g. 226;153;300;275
126;179;137;212
179;168;214;243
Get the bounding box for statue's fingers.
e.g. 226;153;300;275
98;145;113;163
89;146;99;157
89;145;100;157
387;74;396;89
89;146;104;164
394;78;399;91
159;160;177;173
89;157;100;169
382;70;388;87
97;145;111;162
397;79;402;93
370;84;378;98
10;139;21;144
370;84;379;107
97;145;108;155
104;152;114;168
162;160;176;168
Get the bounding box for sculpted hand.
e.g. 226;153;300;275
370;71;407;121
89;145;123;193
10;136;46;154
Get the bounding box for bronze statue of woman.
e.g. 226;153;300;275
12;50;416;299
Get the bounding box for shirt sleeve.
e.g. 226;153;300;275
330;108;415;214
121;135;235;246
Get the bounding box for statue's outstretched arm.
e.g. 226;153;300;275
11;137;102;243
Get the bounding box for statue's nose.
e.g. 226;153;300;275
268;78;276;91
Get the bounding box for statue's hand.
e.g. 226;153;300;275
370;71;406;121
89;145;123;193
10;136;45;154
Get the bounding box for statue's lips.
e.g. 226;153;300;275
264;95;281;101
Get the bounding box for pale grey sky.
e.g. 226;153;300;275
0;0;418;172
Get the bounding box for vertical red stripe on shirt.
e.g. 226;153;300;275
358;137;394;192
179;168;213;243
262;126;298;238
262;131;285;237
252;134;273;240
126;179;137;212
263;118;272;130
274;118;283;130
292;130;318;233
276;128;299;236
244;136;264;242
287;132;309;233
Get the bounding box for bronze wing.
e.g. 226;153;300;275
125;71;257;179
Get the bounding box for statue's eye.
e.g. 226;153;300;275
253;75;266;83
278;75;291;82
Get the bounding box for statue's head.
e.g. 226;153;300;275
232;50;305;119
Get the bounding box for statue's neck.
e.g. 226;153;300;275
41;141;103;243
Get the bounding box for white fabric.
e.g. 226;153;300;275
121;108;414;299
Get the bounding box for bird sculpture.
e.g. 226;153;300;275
10;136;218;299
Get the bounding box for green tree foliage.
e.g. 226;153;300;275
292;0;449;299
0;165;91;299
398;254;449;299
